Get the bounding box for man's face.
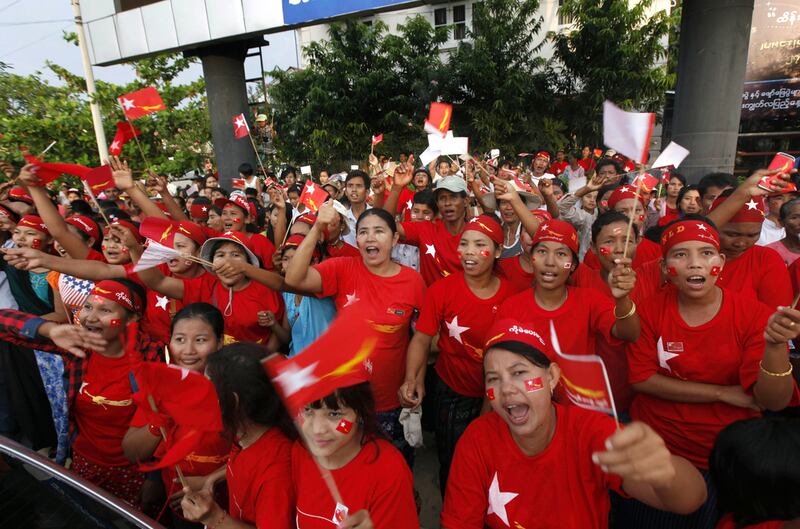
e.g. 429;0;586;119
532;158;548;174
105;188;120;201
596;164;619;184
701;185;730;213
556;151;565;162
767;193;798;217
346;177;367;205
719;222;761;260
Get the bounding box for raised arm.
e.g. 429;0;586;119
284;205;330;295
2;247;126;280
706;168;785;228
151;173;188;221
754;306;800;411
134;263;185;300
108;156;167;220
268;186;288;247
493;179;542;237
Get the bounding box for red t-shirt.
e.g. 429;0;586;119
496;286;618;359
582;238;661;271
326;242;361;258
417;273;515;397
628;288;797;468
72;352;139;466
716;245;791;309
181;274;285;345
549;161;569;175
441;405;623;529
496;255;536;293
314;257;425;411
292;439;418;529
249;232;276;271
716;515;785;529
400;219;463;286
226;428;294;528
577;158;597;173
86;248;106;262
790;258;800;298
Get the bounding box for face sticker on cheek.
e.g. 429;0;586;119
109;319;122;327
335;419;353;434
457;251;463;259
486;387;495;401
599;246;611;256
710;265;721;276
562;262;572;269
524;377;544;392
638;214;645;223
30;239;42;250
120;247;129;254
667;266;678;277
479;249;491;257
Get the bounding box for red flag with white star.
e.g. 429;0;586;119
232;113;250;139
299;181;330;213
118;86;166;120
371;133;383;146
109;121;141;156
263;308;380;416
631;172;659;193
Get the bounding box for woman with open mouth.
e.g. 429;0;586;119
285;203;425;467
620;216;800;529
441;318;707;529
400;213;515;493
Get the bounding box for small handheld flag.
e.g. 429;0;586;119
232;113;250;139
118;87;166;120
298;181;329;214
602;100;655;165
424;102;452;137
109;121;141;156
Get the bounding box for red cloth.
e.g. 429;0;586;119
496;286;618;360
658;211;679;227
497;255;536;293
716;515;785;529
401;219;463;286
549;161;569;175
577;158;596;172
326;241;360;258
441;405;623;529
313;257;425;411
249;232;276;271
660;219;720;254
416;273;515;397
709;195;766;224
628;288;798;468
181;273;285;344
715;246;791;309
227;428;294;528
292;439;418;528
582;237;661;271
72;352;139;466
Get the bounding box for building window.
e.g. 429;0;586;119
434;7;447;28
558;0;574;25
453;5;466;40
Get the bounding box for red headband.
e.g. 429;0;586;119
66;215;100;241
106;219;143;244
464;215;503;245
90;280;142;314
485;319;547;350
607;185;647;210
708;195;766;224
0;205;21;224
189;202;210;220
660;219;720;255
532;219;579;255
17;215;49;235
283;234;320;260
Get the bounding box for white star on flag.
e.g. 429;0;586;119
487;472;518;527
305;182;315;194
234;116;246;129
746;199;759;210
110;140;121;151
155;295;169;311
406;199;413;210
696;223;708;231
657;337;679;372
446;315;470;344
121;98;135;110
344;292;360;307
425;244;437;258
274;361;319;396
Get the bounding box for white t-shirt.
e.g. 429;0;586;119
757;217;785;246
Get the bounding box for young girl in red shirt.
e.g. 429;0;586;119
441;318;707;529
401;214;515;492
181;343;296;529
293;382;419;529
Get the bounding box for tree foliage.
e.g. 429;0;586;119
549;0;675;147
0;34;210;177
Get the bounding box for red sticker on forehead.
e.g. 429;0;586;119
486;388;495;401
524;377;544;392
335;419;353;434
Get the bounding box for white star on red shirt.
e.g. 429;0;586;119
487;472;518;527
120;98;135;110
154;295;169;311
406;199;413;210
745;199;759;210
425;244;437;258
657;337;679;372
344;291;359;307
445;315;470;344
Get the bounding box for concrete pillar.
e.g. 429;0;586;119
197;43;256;188
671;0;754;182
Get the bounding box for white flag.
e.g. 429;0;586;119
602;100;655;164
651;141;690;169
134;240;182;272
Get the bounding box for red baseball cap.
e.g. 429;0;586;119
708;195;766;224
464;215;503;245
215;193;256;220
175;221;207;247
531;219;579;256
485;318;547;350
535;151;551;162
139;217;175;246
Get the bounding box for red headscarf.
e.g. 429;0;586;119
660;219;720;255
464;215;503;245
531;219;579;255
90;280;143;314
708;195;766;224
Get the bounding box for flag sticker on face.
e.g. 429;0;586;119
524;378;544;392
486;387;496;400
336;419;353;434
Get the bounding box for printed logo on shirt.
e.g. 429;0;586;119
666;342;684;352
386;306;406;317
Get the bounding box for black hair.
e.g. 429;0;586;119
238;163;253;177
267;202;294;244
281;166;297;181
97;200;119;211
104;207;132;224
661;213;719;233
667;172;687;187
597;184;619;207
108;278;147;317
211;187;230;199
697;172;738;199
486;340;551;369
307;382;386;446
676;184;701;214
69;200;94;218
206;343;296;441
192;196;211;206
356;207;396;234
591;210;632;243
413;189;437;214
596;158;621;176
287;185;302;197
710;417;800;526
779;197;800;221
345;170;371;189
244;187;258;198
171;302;224;341
550;178;567;194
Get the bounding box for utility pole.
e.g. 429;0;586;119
70;0;108;162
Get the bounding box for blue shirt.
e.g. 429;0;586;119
282;292;337;357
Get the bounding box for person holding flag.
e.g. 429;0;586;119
621;216;800;528
213;192;277;271
400;214;516;493
440;318;707;528
285;204;425;465
0;279;163;505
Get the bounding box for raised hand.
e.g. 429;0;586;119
46;324;108;357
764;305;800;344
17;164;43;187
608;257;636;300
108;156;134;191
593;422;675;488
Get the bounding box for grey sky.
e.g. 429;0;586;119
0;0;300;85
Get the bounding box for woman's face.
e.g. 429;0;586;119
679;190;701;214
281;247;296;275
169;317;220;372
301;402;360;460
667;177;684;199
12;226;50;251
581;191;598;212
289;221;312;236
79;296;130;343
413;172;429;189
356;215;397;268
101;229;131;265
287;192;300;209
663;240;725;299
167;234;199;275
484;348;559;443
269;207;281;228
458;230;498;277
212;242;249;287
210;190;225;203
207;210;224;232
531;241;574;290
205;176;218;189
54;224;91;257
221;204;246;232
614;198;646;225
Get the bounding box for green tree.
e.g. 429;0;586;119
441;0;563;155
0;34;211;178
269;17;448;168
549;0;675;147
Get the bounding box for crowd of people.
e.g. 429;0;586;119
0;145;799;529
